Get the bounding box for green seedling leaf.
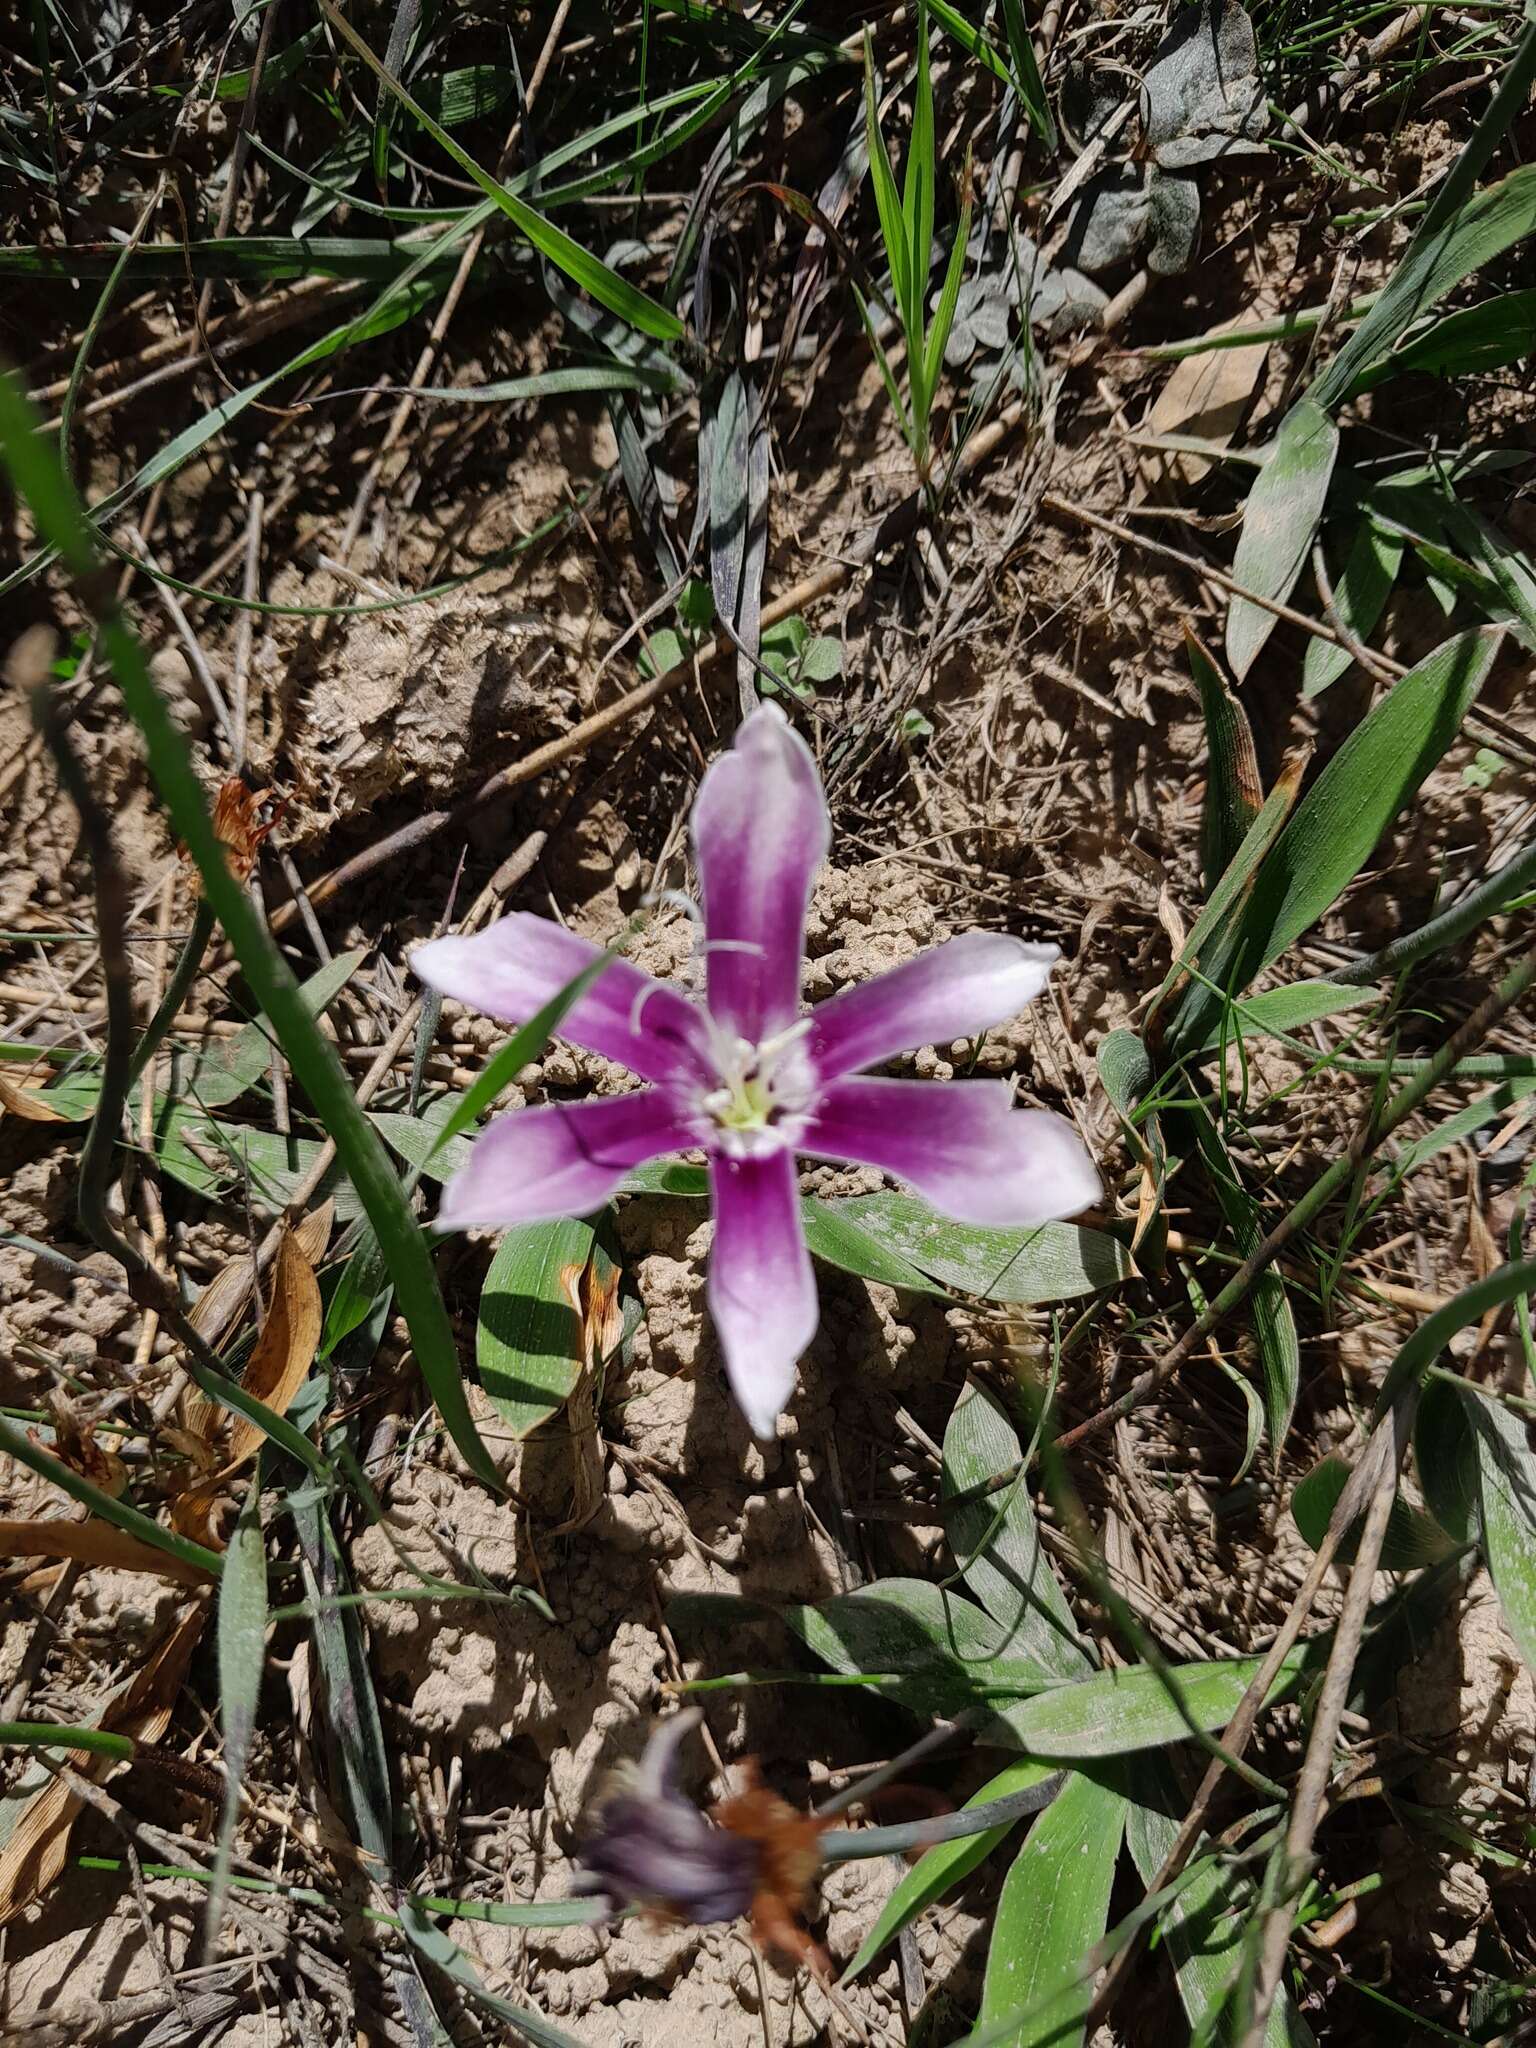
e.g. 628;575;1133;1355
978;1767;1126;2048
840;1756;1058;1983
209;1475;267;1948
1226;399;1338;681
1180;1099;1299;1453
942;1382;1092;1678
1187;627;1262;890
477;1218;595;1437
832;1191;1130;1303
620;1159;710;1198
1186;979;1378;1057
1291;1451;1458;1572
1347;289;1536;395
1303;520;1404;698
1465;1385;1536;1674
999;0;1056;148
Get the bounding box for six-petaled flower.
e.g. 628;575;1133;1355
412;704;1099;1436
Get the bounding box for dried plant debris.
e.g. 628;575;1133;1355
1061;0;1268;277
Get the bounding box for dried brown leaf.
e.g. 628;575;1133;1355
0;1516;214;1586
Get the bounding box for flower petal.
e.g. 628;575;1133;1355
691;703;829;1043
437;1093;692;1230
802;1078;1101;1227
412;914;706;1084
808;934;1060;1077
707;1147;818;1436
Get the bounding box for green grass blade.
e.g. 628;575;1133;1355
1186;627;1263;889
320;1;682;344
907;0;937;351
863;36;914;337
999;0;1057;149
1302;519;1404;698
1463;1385;1536;1673
921;177;972;422
0;366;501;1493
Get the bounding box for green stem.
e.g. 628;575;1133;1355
1331;836;1536;987
126;895;217;1093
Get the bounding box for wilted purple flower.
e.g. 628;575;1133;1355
572;1711;758;1924
412;705;1099;1435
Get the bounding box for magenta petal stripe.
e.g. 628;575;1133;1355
802;1077;1101;1228
412;914;708;1084
706;1147;818;1438
690;704;830;1045
807;933;1060;1077
436;1092;693;1230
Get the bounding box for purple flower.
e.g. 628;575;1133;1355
412;705;1099;1436
572;1711;758;1924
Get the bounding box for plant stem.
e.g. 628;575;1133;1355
126;894;216;1093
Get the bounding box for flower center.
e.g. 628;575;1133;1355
693;1019;816;1156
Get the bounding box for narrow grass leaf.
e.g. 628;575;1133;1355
1374;1256;1536;1417
0;368;501;1492
1464;1386;1536;1674
208;1476;267;1948
999;0;1057;148
399;1898;588;2047
1347;290;1536;395
978;1767;1126;2048
942;1382;1092;1677
430;952;617;1156
1185;979;1378;1058
477;1219;596;1436
1225;399;1338;681
863;38;913;337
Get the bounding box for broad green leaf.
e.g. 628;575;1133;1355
1226;400;1338;681
1415;1375;1478;1544
1180;1100;1299;1453
1465;1386;1536;1674
1124;1774;1315;2047
321;2;682;343
209;1476;267;1943
371;1102;477;1182
942;1382;1091;1678
1374;1255;1536;1417
840;1757;1057;1983
621;1158;709;1198
477;1219;595;1436
152;1108;361;1219
1346;289;1536;395
415;65;516;128
1302;521;1404;699
1185;628;1498;1045
1290;1451;1457;1571
990;1649;1309;1758
321;1226;394;1360
833;1191;1131;1303
1312;140;1536;410
800;1195;947;1296
977;1768;1126;2048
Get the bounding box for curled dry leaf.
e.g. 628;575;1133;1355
0;1515;214;1587
551;1244;625;1536
0;1597;209;1925
173;1225;323;1548
181;776;285;887
31;1393;128;1499
0;1073;73;1122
